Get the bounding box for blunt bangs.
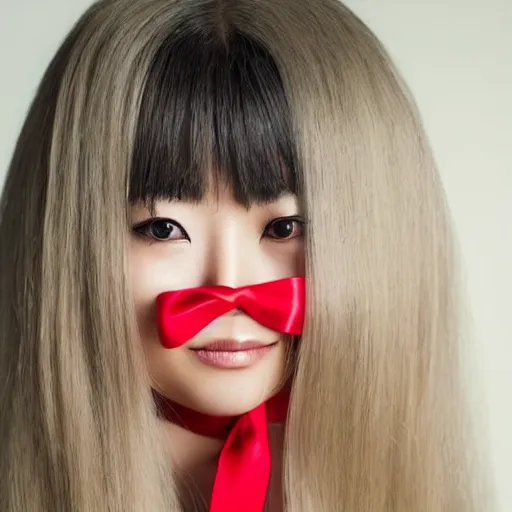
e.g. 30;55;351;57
130;22;299;208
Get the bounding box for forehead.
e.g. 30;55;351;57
128;26;300;210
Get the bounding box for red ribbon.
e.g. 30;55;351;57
157;277;305;349
156;277;305;511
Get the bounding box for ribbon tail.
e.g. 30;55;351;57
210;404;271;512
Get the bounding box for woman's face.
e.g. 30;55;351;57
130;184;305;416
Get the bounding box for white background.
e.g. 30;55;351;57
1;1;510;509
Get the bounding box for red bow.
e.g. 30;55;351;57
157;277;305;348
156;277;305;512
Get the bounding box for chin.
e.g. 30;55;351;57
160;359;286;417
196;397;264;417
150;339;288;416
182;369;284;416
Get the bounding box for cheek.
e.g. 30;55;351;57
262;239;305;278
130;253;159;342
295;244;306;276
130;245;203;334
131;246;197;295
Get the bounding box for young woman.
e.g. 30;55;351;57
0;0;490;510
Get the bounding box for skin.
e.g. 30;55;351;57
129;183;304;508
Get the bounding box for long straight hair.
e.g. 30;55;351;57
0;0;490;510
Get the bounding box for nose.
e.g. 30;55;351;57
203;221;263;289
197;192;304;289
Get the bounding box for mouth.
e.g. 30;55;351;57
189;340;278;369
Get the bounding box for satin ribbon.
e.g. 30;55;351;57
157;277;305;349
156;277;305;511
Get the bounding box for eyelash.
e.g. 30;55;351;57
263;216;305;240
131;216;305;243
132;218;190;243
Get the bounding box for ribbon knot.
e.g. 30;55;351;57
157;277;305;349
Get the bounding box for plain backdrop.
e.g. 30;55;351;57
1;0;511;509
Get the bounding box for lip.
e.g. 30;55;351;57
189;339;277;369
192;339;273;351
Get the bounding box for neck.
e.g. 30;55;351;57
160;419;221;507
154;386;290;511
160;416;286;512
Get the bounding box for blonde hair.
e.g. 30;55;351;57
0;0;490;510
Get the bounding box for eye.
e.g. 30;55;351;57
132;218;190;242
264;216;305;240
